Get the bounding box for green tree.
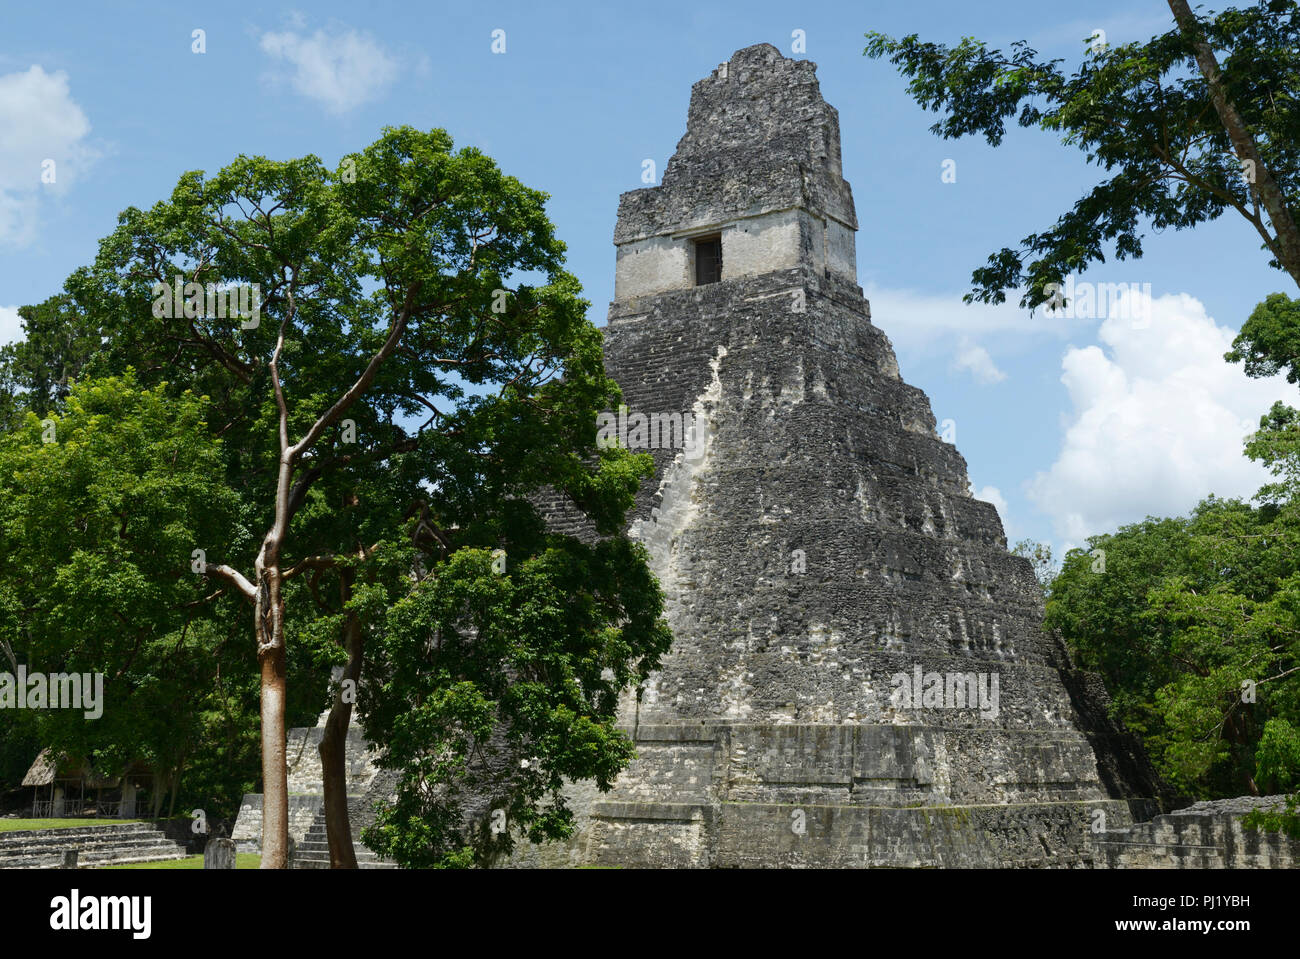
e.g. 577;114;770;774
361;534;669;867
1047;497;1300;798
1226;259;1300;823
1227;295;1300;510
1253;717;1300;792
1047;517;1195;778
865;1;1300;306
0;295;101;431
0;375;277;817
56;125;667;867
1011;539;1057;596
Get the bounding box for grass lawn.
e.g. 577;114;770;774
0;818;135;833
105;853;262;870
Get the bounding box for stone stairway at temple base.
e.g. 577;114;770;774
290;806;395;869
230;708;386;860
0;822;187;868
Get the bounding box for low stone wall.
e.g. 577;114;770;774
1093;796;1300;868
505;719;1159;868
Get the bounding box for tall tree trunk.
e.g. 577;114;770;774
1223;710;1260;795
166;767;179;819
165;750;185;820
320;568;363;868
250;275;413;868
256;563;289;868
258;641;289;867
1168;0;1300;289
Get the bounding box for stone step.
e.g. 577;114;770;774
292;857;396;869
294;846;386;862
0;832;176;855
1;840;175;860
288;800;393;868
293;860;394;869
0;822;186;869
3;846;188;869
83;851;190;868
0;822;158;845
1;826;165;844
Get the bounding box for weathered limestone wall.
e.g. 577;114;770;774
613;208;857;299
516;43;1161;868
613;44;857;293
614;234;689;299
723;209;805;280
509;716;1153;868
1094;797;1300;868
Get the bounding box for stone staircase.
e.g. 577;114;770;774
231;709;385;856
290;807;395;869
0;822;187;869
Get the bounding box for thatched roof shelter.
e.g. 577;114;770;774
20;748;60;787
20;749;110;787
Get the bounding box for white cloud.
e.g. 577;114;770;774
0;305;22;345
0;65;98;246
952;339;1006;384
863;283;1089;356
0;192;37;247
1027;289;1294;541
259;25;399;114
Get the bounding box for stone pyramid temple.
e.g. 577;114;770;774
517;43;1160;868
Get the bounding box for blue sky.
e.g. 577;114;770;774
2;0;1295;557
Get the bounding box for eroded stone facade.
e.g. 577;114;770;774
1094;796;1300;868
516;43;1160;868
